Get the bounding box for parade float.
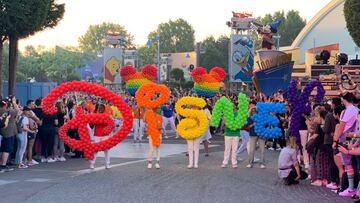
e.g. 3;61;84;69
227;12;294;96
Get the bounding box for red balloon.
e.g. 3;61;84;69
42;81;133;160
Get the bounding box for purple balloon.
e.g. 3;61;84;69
288;80;325;147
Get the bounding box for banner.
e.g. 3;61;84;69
104;48;122;84
229;35;254;82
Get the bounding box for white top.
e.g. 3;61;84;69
340;104;359;132
22;116;29;134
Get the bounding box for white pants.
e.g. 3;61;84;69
90;136;110;166
223;136;240;165
148;138;160;161
133;119;144;141
187;138;200;167
162;116;176;132
299;130;309;168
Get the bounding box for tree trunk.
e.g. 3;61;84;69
8;35;18;96
0;39;3;98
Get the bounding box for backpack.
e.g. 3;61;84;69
17;116;24;133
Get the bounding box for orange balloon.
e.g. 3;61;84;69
135;83;170;147
135;83;170;108
144;110;163;148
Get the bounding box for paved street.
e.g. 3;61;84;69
0;136;352;203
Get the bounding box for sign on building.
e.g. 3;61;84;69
103;48;122;84
229;35;254;82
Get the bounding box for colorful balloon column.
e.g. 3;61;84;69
251;103;285;139
192;67;226;97
175;97;208;140
210;93;248;131
120;65;157;96
42;81;133;160
288;80;325;146
135;83;170;147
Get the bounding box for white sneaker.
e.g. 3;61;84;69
221;164;227;168
41;158;47;163
105;163;110;169
155;163;160;169
31;160;39;165
187;165;193;169
260;164;266;169
246;164;252;168
147;162;152;169
90;163;95;169
58;157;66;162
194;165;198;169
268;147;275;151
47;158;56;163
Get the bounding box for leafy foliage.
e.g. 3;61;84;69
138;45;156;68
78;22;134;54
256;10;306;47
344;0;360;47
170;68;185;82
148;18;195;53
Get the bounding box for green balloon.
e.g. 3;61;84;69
210;93;248;131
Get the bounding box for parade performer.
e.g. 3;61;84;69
198;105;212;156
89;104;111;169
176;97;208;169
144;107;163;169
131;102;145;143
211;93;248;168
135;83;170;169
161;100;177;139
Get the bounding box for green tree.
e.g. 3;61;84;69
148;18;195;53
17;46;86;83
2;0;65;95
257;10;306;47
344;0;360;47
138;45;156;68
199;36;222;71
170;68;185;82
78;22;134;54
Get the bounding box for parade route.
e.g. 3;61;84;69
0;139;352;203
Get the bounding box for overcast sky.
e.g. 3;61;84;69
19;0;333;49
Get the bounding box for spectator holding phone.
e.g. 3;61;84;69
333;92;359;197
0;97;21;173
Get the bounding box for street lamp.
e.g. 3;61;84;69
147;29;161;83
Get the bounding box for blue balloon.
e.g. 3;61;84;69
251;103;285;139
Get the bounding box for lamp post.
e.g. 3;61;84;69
157;31;160;83
147;29;161;84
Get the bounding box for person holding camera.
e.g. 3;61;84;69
332;92;359;197
0;97;21;173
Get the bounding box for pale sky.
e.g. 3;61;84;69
19;0;333;50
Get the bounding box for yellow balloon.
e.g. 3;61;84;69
175;97;208;140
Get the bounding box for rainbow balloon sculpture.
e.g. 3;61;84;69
120;65;157;96
192;67;226;97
